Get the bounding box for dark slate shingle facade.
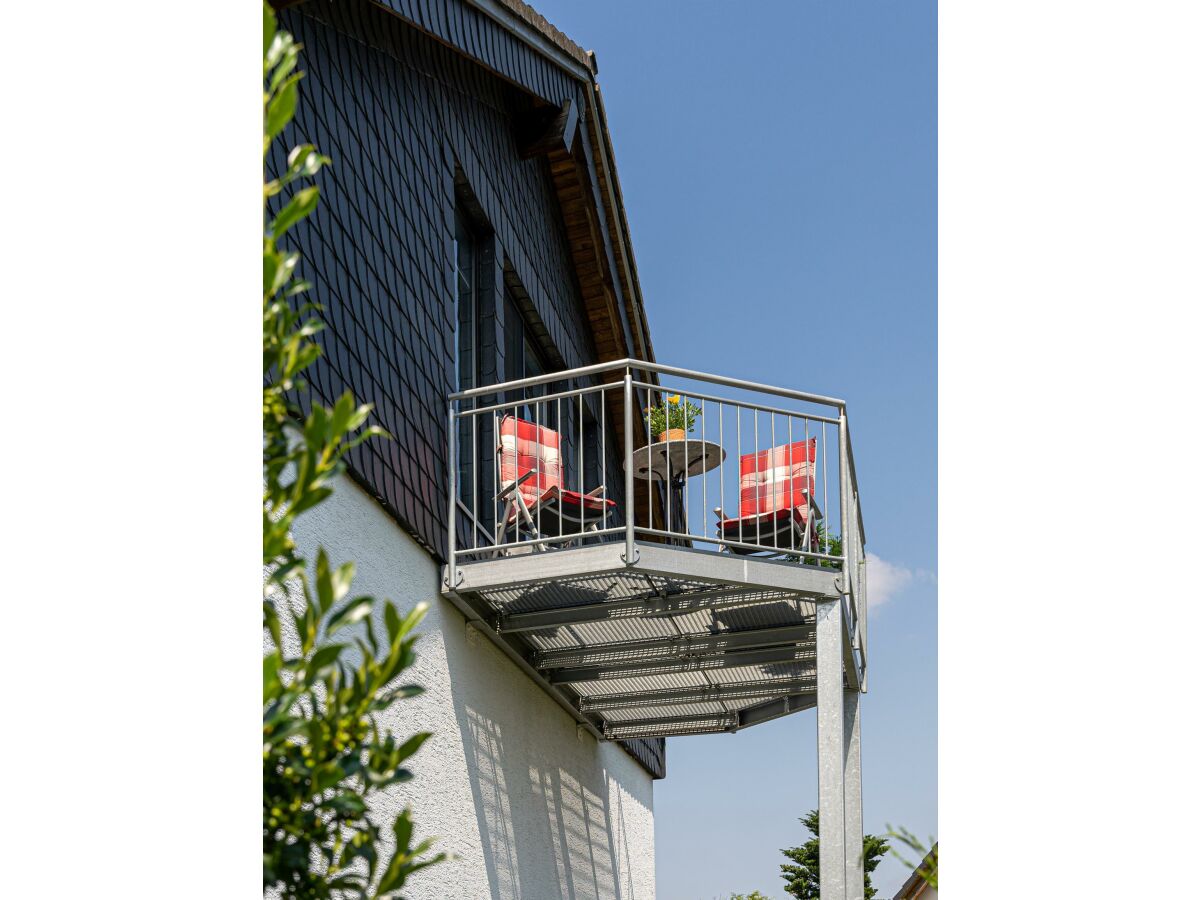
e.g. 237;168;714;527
269;0;664;780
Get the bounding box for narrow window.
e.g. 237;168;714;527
454;211;477;393
454;210;479;517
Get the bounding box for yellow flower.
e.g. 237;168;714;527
668;394;680;405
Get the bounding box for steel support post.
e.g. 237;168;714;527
843;687;864;900
816;597;847;900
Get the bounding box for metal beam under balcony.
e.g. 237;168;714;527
599;694;818;739
577;678;816;712
495;583;803;633
533;624;815;670
545;645;815;685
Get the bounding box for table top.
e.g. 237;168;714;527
629;438;725;481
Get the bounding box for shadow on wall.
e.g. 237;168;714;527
450;638;647;899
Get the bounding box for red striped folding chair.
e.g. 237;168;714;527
713;437;822;556
496;414;615;549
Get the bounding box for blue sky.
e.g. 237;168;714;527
533;1;937;896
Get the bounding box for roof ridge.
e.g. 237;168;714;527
493;0;592;71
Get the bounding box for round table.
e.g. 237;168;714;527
630;439;725;483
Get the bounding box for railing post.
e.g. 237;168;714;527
838;409;853;606
623;366;636;565
446;398;458;589
859;515;868;691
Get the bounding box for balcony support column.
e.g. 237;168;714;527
816;597;847;900
844;687;864;900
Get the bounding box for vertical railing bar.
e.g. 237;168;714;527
511;401;520;544
645;392;653;534
686;393;696;542
579;390;584;539
804;415;811;553
838;410;851;603
822;420;829;557
754;408;760;548
788;414;795;554
701;397;707;546
665;391;672;540
718;401;724;547
556;393;562;541
493;407;500;544
643;393;652;535
446;399;457;587
600;384;607;533
472;403;479;550
535;393;541;546
736;405;742;546
623;367;635;564
771;412;777;552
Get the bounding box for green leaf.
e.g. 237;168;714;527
287;144;330;178
315;547;333;613
321;793;367;815
270;251;299;296
390;806;414;857
307;643;345;681
265;73;301;140
263;248;279;296
374;684;424;705
268;47;299;94
262;600;282;650
264;30;294;73
301;588;318;652
263;653;281;703
271;185;319;239
392;731;431;764
263;3;276;62
389;601;429;646
327;596;373;635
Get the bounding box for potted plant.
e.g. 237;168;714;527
646;394;701;442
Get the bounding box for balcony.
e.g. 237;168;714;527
441;359;867;742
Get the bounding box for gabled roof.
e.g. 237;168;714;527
491;0;591;71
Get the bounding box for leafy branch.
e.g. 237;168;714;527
262;4;443;896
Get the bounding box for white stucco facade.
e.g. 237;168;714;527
290;476;656;900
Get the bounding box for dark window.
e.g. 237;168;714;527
504;293;551;421
454;210;480;509
454;211;478;394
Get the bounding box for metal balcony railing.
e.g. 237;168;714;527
446;359;867;684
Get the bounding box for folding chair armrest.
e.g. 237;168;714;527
585;484;606;498
497;469;536;501
802;490;823;521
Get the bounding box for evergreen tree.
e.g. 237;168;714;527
780;810;889;899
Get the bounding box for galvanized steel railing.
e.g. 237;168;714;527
446;359;866;658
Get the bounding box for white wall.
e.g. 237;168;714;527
290;476;656;900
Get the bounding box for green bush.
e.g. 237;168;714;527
262;4;443;895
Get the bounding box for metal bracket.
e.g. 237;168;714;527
620;548;640;565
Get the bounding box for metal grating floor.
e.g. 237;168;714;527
442;541;845;740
